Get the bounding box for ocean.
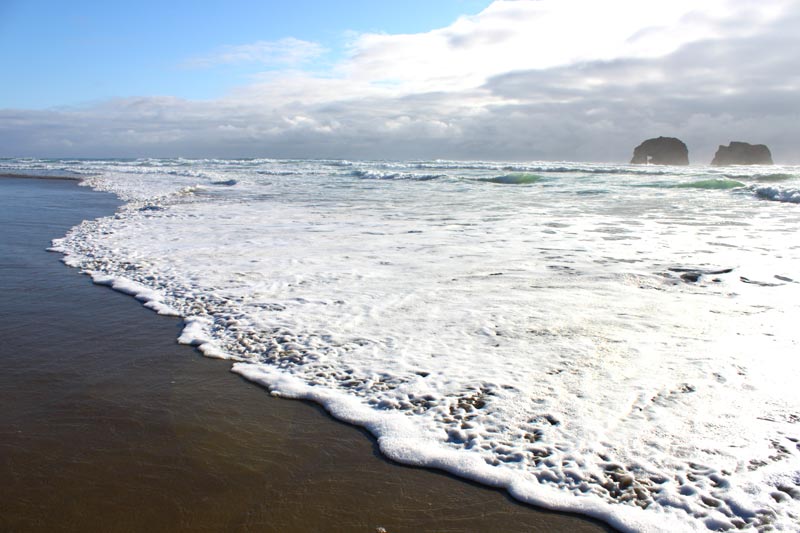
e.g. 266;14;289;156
3;158;799;531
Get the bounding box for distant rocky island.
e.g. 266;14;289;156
630;137;774;166
711;142;773;166
630;137;689;165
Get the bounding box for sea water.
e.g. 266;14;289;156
4;158;800;531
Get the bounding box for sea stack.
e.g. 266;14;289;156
711;142;773;165
630;137;689;165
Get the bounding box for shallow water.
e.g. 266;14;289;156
5;158;800;531
0;177;609;533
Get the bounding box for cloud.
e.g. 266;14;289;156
2;0;799;163
339;0;791;94
184;37;326;68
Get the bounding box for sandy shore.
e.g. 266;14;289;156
0;176;614;532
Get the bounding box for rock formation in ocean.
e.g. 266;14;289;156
711;142;773;166
630;137;689;165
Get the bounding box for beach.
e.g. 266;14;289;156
0;175;612;532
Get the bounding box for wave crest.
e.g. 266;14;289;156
673;179;745;190
480;173;544;185
350;169;443;181
751;185;800;204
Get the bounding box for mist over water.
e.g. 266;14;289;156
6;158;800;532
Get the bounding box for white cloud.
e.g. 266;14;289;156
338;0;792;94
185;37;326;68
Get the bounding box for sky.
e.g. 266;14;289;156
1;0;798;163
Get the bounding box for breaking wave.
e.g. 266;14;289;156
751;185;800;204
350;169;444;181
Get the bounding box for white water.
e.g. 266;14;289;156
6;158;800;531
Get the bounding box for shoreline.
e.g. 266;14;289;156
0;176;613;532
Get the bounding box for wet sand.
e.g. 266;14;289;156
0;177;614;533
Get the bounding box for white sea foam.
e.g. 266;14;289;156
8;157;800;532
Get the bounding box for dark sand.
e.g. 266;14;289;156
0;177;614;533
